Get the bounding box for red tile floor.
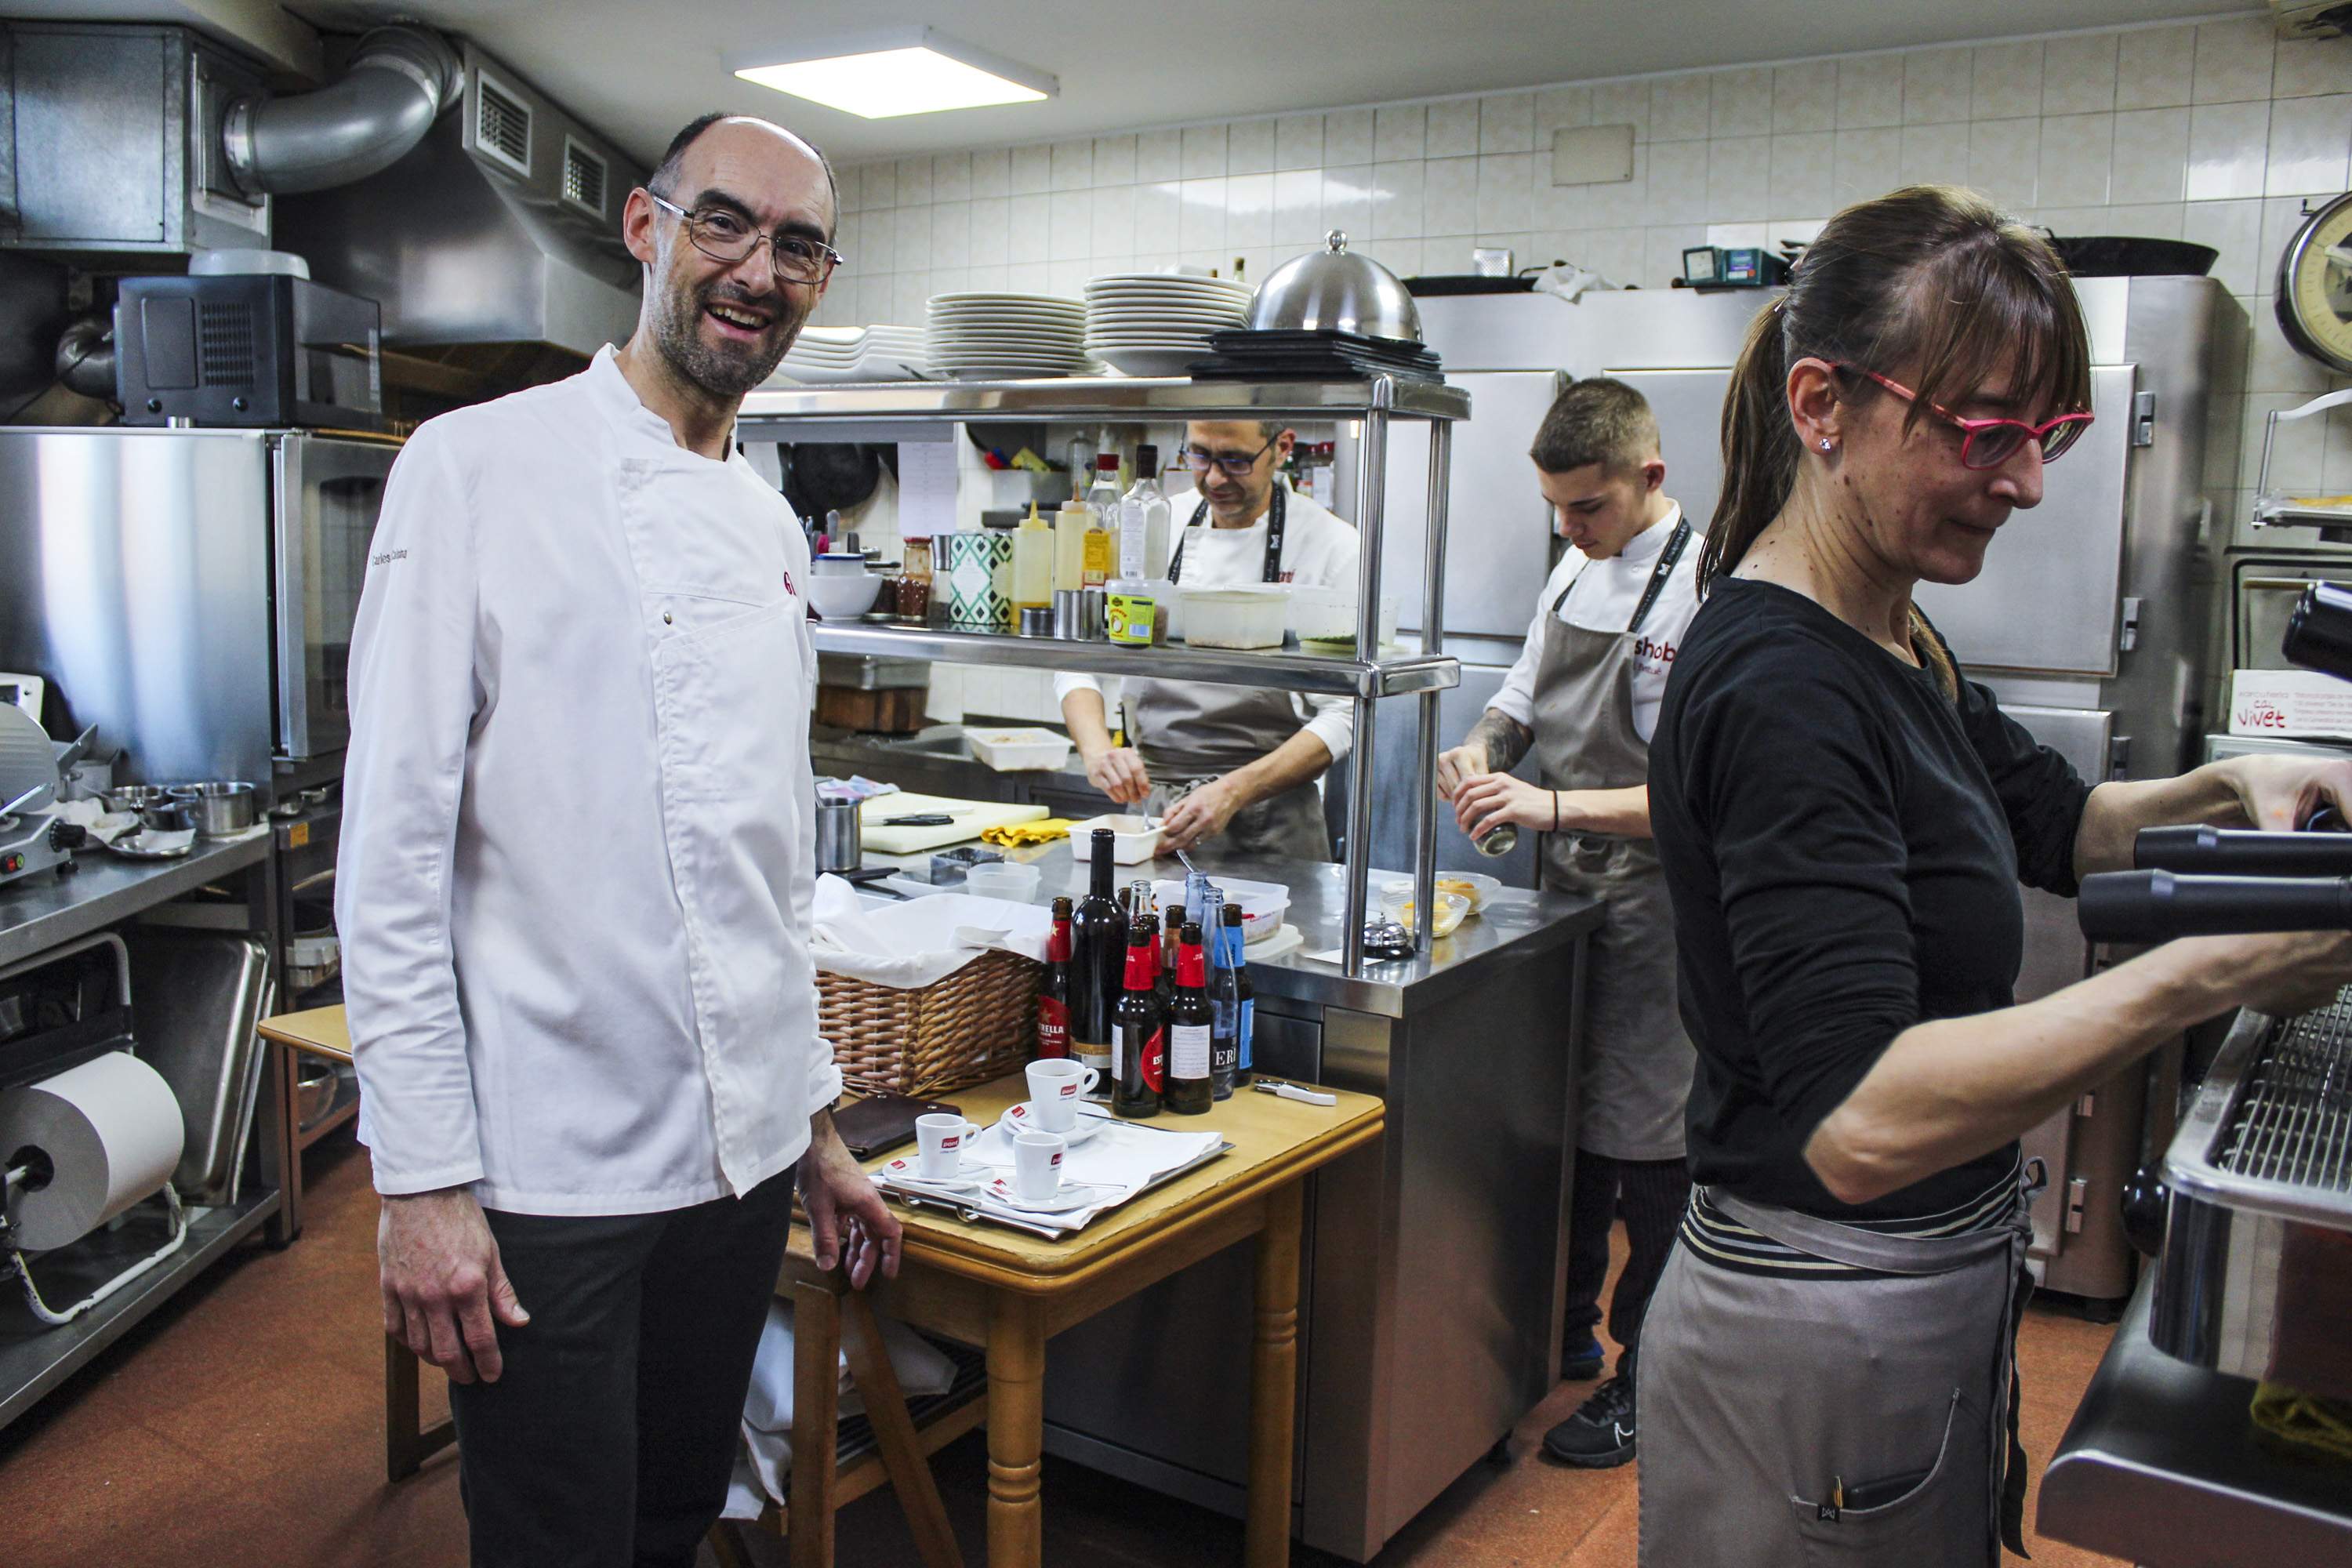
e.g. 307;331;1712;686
4;1133;2126;1567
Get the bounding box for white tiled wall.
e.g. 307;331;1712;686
815;17;2352;726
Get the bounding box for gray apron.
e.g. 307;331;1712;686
1638;1186;2038;1566
1125;486;1331;862
1533;521;1695;1160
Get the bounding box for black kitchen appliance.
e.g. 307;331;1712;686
114;274;382;429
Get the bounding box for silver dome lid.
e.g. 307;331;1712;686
1246;231;1423;343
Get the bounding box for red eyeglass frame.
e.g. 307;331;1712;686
1830;362;2095;469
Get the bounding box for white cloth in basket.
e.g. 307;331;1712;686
811;875;1053;988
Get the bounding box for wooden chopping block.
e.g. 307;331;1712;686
815;684;930;734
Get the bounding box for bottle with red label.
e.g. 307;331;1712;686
1038;896;1073;1058
1112;915;1163;1119
1163;923;1213;1114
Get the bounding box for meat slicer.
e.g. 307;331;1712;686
0;703;95;889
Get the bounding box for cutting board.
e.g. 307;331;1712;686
861;793;1048;855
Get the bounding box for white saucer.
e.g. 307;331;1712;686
985;1176;1101;1213
1000;1101;1105;1143
877;1154;986;1189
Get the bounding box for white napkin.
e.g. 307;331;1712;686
877;1109;1227;1236
811;876;1052;988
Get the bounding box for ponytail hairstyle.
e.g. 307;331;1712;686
1698;186;2092;693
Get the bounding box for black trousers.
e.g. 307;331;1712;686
1562;1149;1691;1385
446;1171;796;1568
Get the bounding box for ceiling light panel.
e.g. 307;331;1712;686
730;29;1056;119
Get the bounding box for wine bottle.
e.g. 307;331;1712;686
1069;829;1126;1094
1038;896;1073;1059
1112;916;1163;1119
1164;923;1214;1114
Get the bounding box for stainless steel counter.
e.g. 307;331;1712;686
869;834;1595;1020
0;833;270;971
2038;1277;2352;1564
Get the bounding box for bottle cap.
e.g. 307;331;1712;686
1096;453;1121;472
1135;442;1158;472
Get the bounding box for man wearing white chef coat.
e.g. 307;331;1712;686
1055;419;1362;859
338;112;898;1565
1438;378;1699;1472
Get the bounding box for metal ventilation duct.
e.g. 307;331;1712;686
221;25;462;196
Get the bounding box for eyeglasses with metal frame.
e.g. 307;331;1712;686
646;191;844;286
1181;433;1283;476
1831;362;2093;469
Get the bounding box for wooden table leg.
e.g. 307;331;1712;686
788;1280;843;1568
985;1290;1046;1568
1246;1182;1305;1568
385;1333;419;1483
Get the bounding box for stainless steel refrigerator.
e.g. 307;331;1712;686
1344;276;2221;1308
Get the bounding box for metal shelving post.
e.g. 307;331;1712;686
736;375;1467;976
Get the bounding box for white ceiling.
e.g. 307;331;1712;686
155;0;2250;165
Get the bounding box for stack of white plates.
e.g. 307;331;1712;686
769;325;929;385
1083;273;1254;378
925;292;1093;380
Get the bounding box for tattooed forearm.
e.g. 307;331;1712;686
1465;709;1534;773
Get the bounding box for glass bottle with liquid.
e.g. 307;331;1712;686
1163;924;1214;1115
1082;454;1121;588
1112;917;1164;1119
1069;830;1127;1091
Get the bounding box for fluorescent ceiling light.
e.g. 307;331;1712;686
730;28;1056;119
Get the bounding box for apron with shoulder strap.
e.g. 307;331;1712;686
1530;518;1694;1160
1127;485;1330;861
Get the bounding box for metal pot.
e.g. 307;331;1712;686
167;781;260;837
1247;230;1424;343
103;783;175;815
815;795;862;875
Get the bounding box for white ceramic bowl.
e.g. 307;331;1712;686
807;573;884;619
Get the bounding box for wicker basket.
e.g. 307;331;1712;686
818;948;1044;1098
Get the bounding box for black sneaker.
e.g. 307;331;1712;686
1541;1374;1636;1468
1561;1332;1605;1382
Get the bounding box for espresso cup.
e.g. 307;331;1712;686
914;1113;982;1180
1025;1059;1100;1131
1012;1131;1066;1204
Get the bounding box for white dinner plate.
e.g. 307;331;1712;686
1090;346;1206;377
929;291;1083;306
1086;276;1252;294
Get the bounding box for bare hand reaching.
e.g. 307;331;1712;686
798;1114;902;1288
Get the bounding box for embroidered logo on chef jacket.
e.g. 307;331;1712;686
782;568;797;598
1634;634;1677;666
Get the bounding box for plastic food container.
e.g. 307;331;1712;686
967;726;1074;772
960;862;1044;902
1288;585;1399;649
1180;585;1290;649
1069;814;1165;864
1380;885;1470;938
1152;876;1289;942
1385;871;1501;916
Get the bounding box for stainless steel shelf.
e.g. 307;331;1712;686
808;622;1459;698
0;1187;281;1429
0;834;270;971
737;375;1470;428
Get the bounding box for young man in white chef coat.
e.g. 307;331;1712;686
1437;379;1699;1470
1055;420;1361;859
339;112;899;1563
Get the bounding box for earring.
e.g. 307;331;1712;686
1818;438;1833;452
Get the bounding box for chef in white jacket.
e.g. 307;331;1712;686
1055;420;1361;860
337;112;898;1566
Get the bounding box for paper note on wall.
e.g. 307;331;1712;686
897;440;958;539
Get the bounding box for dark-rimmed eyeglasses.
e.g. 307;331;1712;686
647;191;844;286
1832;362;2093;469
1181;434;1281;476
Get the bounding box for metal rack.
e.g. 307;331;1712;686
737;375;1467;974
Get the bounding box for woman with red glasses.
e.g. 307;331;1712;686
1637;184;2352;1566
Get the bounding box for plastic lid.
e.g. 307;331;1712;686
1096;454;1121;471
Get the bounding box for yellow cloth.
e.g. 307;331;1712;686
2252;1381;2352;1465
981;818;1074;848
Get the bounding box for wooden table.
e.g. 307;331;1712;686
256;1005;459;1483
817;1073;1384;1568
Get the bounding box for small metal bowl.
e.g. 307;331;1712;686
102;784;174;815
137;800;195;834
165;781;260;837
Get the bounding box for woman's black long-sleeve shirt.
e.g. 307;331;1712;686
1648;577;2092;1220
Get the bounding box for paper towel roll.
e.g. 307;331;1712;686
0;1052;185;1251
